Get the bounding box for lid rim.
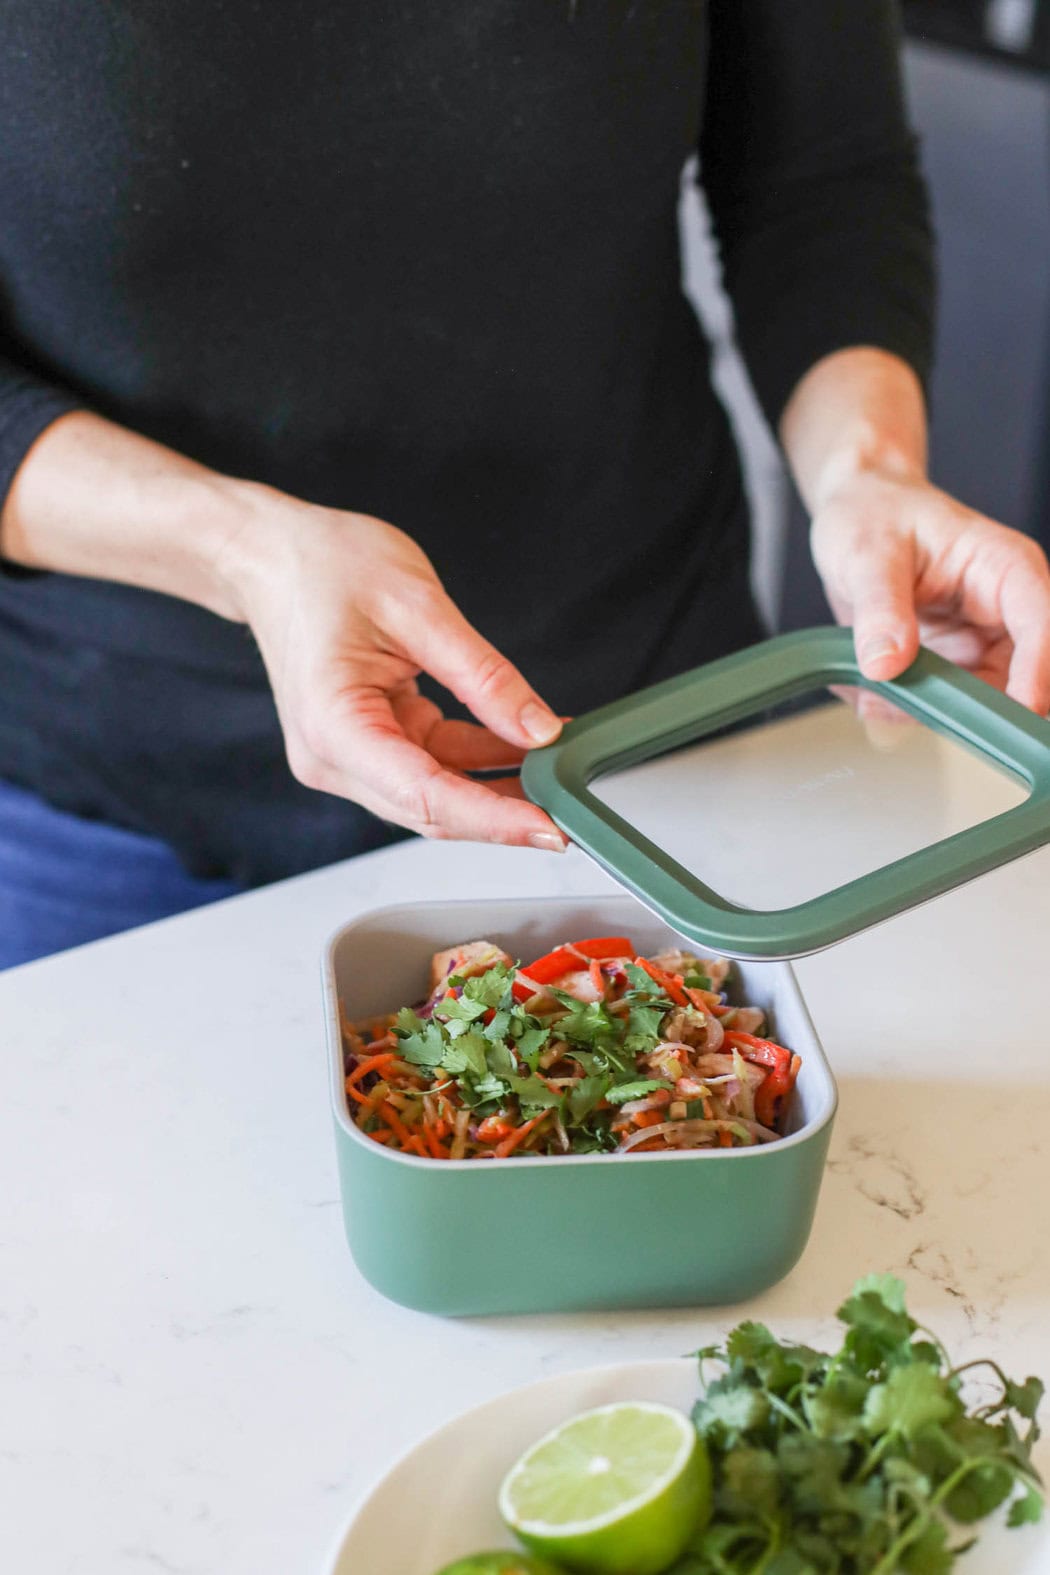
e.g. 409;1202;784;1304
522;627;1050;961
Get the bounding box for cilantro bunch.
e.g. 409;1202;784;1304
392;960;677;1153
671;1274;1043;1573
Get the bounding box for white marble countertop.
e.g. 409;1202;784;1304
1;711;1048;1574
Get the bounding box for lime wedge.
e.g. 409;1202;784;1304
498;1402;711;1575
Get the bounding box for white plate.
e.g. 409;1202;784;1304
325;1358;1046;1574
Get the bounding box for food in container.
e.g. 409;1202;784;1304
323;894;836;1316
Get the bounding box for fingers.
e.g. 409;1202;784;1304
845;535;921;682
999;550;1050;714
389;688;529;772
294;689;568;849
398;588;562;750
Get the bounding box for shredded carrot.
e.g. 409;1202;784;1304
476;1115;516;1144
588;958;605;998
380;1100;414;1147
347;1050;400;1087
402;1134;427;1157
635;956;687;1007
631;1108;666;1129
494;1112;548;1158
424;1126;450;1160
366;1128;396;1146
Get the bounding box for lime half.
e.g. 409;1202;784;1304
498;1401;711;1575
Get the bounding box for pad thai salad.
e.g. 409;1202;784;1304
340;934;802;1160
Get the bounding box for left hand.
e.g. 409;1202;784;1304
810;466;1050;716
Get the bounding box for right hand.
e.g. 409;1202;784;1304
221;496;568;848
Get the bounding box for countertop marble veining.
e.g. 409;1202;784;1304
1;715;1047;1573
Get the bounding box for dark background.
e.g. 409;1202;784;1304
779;2;1050;628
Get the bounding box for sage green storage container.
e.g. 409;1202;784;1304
323;893;836;1316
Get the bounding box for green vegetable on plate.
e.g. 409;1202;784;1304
444;1275;1043;1574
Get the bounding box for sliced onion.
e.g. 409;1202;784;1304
618;1093;673;1115
618;1117;778;1152
450;1108;471;1161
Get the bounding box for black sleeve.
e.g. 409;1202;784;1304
698;0;936;429
0;354;80;510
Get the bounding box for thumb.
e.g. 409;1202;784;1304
846;536;921;682
405;586;563;751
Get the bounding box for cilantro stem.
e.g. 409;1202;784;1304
855;1430;894;1485
869;1453;1042;1574
765;1392;807;1432
747;1517;782;1573
949;1356;1008;1388
915;1321;954;1371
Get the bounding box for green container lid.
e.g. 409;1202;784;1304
521;627;1050;960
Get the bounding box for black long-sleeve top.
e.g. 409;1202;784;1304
0;1;933;883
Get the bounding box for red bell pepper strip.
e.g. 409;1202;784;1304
570;936;635;960
523;937;635;980
512;937;635;1001
634;956;688;1007
518;945;580;984
724;1032;800;1129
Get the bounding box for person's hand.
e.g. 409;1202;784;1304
224;499;568;848
810;466;1050;716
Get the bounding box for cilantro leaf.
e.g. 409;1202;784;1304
624;1000;668;1050
899;1518;955;1575
482;1007;512;1044
566;1074;610;1124
505;1073;562;1111
484;1039;517;1079
720;1446;780;1518
803;1375;870;1442
436;992;489;1024
469;1071;509;1104
458;962;515;1007
862;1365;960;1441
513;1021;552;1067
851;1271;909;1314
1004;1375;1045;1423
1007;1483;1045;1527
726;1322;824;1395
439;1029;488;1078
623;962;659;993
693;1378;769;1446
837;1284;917;1372
393;1009;447;1067
549;991;623;1052
604;1078;673;1105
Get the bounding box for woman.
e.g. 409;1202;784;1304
0;1;1047;967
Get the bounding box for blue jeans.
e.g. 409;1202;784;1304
0;779;244;970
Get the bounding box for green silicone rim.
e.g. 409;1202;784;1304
521;627;1050;959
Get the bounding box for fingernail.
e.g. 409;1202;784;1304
528;831;567;854
858;635;899;667
520;702;562;745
